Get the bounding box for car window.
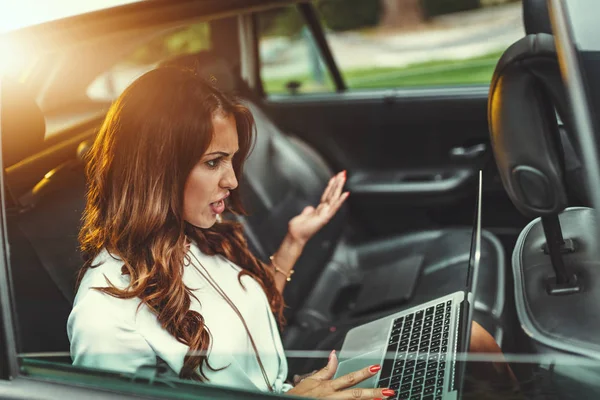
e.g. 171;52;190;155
258;0;524;95
87;21;211;102
257;5;336;95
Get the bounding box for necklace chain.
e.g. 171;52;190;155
186;248;274;392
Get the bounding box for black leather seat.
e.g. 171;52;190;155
163;52;508;348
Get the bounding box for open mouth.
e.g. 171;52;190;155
209;193;229;215
209;199;225;214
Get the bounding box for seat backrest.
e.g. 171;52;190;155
488;0;589;214
1;81;75;353
488;33;572;218
241;102;347;317
162;51;348;317
519;0;588;206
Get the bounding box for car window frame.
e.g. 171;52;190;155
297;2;345;92
251;2;342;97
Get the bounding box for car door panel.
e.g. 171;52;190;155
261;88;525;237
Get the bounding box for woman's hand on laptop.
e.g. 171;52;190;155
286;350;395;399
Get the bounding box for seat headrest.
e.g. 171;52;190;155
159;50;237;93
1;80;46;168
488;33;571;218
523;0;552;35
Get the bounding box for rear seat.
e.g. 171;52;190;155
2;56;507;358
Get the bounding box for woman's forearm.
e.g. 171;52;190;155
271;234;305;293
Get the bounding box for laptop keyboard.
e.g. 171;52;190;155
377;299;454;400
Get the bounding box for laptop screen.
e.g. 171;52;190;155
465;170;483;298
456;170;483;392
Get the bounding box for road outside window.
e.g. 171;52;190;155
258;0;524;94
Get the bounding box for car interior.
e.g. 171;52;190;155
1;0;597;394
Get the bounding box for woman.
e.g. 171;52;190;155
68;66;513;399
67;66;391;398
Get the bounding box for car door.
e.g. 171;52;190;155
249;1;530;241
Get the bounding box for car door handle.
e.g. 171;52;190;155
449;143;487;159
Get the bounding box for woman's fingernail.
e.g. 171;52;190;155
343;170;347;178
369;365;381;373
382;389;395;396
329;350;336;361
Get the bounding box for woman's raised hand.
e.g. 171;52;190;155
286;350;395;399
287;171;349;246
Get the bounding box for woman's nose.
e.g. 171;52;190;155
221;164;238;190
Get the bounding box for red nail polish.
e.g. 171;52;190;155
343;170;347;178
382;389;395;396
374;398;382;400
369;365;381;373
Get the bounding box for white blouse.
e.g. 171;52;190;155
67;243;292;393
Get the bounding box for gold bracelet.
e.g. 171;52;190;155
269;255;294;282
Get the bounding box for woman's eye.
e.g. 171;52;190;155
205;158;220;169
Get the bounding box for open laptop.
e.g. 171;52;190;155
334;170;483;400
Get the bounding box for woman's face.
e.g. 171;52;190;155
183;113;239;228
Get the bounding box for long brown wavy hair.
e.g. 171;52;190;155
77;67;284;381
